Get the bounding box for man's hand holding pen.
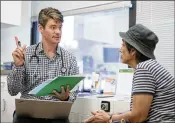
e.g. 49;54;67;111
12;36;26;66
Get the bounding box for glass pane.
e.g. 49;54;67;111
60;8;130;94
61;8;130;94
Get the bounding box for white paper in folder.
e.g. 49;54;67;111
116;69;134;95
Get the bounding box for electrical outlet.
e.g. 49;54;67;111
101;101;110;112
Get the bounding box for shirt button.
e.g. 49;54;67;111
50;60;54;63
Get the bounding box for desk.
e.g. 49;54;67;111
1;73;130;123
69;94;130;122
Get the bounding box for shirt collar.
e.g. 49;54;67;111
37;42;61;55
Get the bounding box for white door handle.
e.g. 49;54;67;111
2;99;6;112
1;81;6;87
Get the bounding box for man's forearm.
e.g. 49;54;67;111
7;65;25;96
112;111;132;122
112;111;144;123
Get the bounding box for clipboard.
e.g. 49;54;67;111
15;98;73;119
29;75;85;96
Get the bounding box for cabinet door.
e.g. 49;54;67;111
1;91;14;122
1;75;21;122
1;1;22;26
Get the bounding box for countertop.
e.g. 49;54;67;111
77;93;131;102
1;70;12;75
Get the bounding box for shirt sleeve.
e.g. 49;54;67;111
7;65;26;96
132;68;156;95
69;56;79;75
68;56;79;102
68;90;79;102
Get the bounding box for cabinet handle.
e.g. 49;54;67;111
1;82;6;88
1;81;6;85
2;99;6;112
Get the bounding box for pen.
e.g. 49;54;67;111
18;41;21;47
15;37;21;47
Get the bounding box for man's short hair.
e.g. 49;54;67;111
38;7;64;28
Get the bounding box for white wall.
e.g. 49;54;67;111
1;1;31;62
31;1;116;17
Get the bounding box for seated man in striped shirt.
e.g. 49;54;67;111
7;7;79;123
85;24;175;123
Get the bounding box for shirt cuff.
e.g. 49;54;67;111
12;64;25;72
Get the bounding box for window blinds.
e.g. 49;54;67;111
136;1;174;77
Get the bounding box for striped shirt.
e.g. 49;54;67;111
130;59;175;122
7;42;79;102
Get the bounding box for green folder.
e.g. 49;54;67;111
29;75;85;96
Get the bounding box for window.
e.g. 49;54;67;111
32;2;132;94
60;7;130;93
137;1;174;77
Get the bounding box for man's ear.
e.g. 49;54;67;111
131;49;136;56
38;24;44;33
